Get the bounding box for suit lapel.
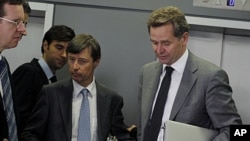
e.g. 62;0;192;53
57;79;73;141
31;58;49;84
95;82;109;140
169;52;198;120
144;62;162;121
0;91;8;138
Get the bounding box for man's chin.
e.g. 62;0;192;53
8;43;18;49
159;59;166;64
159;60;171;65
56;64;66;69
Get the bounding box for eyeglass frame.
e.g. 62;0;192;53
0;17;27;28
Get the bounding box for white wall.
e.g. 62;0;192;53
188;30;223;66
222;35;250;124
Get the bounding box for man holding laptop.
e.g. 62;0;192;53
138;6;242;141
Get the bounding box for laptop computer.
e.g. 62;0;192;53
164;120;219;141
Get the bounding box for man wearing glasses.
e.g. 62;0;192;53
0;0;26;141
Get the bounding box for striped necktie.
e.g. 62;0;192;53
77;88;91;141
0;58;18;141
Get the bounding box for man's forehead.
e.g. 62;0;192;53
3;3;24;19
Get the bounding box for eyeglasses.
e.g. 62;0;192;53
0;17;27;28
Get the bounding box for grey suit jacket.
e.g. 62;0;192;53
138;51;242;141
21;78;131;141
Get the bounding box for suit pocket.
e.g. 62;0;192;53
174;103;209;124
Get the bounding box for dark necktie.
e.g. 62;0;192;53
77;89;91;141
0;58;18;141
50;75;57;83
143;66;174;141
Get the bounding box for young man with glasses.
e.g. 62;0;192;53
0;0;26;141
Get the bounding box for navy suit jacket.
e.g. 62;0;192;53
21;78;132;141
12;58;49;133
0;93;8;140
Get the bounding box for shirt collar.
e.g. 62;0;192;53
163;49;188;74
38;57;54;80
72;76;96;98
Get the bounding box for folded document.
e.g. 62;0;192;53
164;120;219;141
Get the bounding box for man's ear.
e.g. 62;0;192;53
182;32;189;45
94;59;100;68
43;40;49;52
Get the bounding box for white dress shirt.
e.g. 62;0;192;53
71;77;98;141
151;49;188;141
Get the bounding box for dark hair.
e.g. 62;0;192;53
147;6;189;38
41;25;76;53
67;34;101;62
23;1;31;14
0;0;24;17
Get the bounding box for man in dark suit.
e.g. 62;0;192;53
0;0;26;140
138;6;242;141
12;25;75;133
21;34;134;141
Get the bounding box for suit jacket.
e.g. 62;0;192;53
0;58;20;140
12;58;49;133
138;51;242;141
21;78;132;141
0;93;8;140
